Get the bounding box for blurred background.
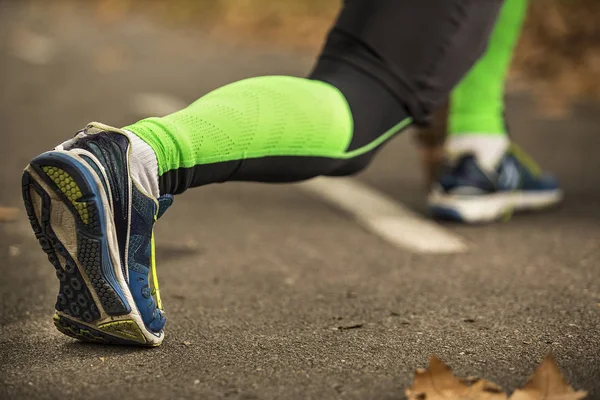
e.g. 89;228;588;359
1;1;600;399
41;0;600;113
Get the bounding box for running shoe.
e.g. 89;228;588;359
428;143;562;223
21;123;170;346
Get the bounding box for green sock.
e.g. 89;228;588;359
449;0;528;136
124;76;355;177
124;75;410;195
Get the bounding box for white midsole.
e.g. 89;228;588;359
428;188;563;223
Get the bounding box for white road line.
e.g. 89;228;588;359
132;93;188;117
10;30;56;65
299;177;468;254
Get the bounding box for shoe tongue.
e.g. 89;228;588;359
156;194;174;220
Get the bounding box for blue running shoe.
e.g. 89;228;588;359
21;122;171;346
428;143;562;223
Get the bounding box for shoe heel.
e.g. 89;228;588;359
22;151;161;346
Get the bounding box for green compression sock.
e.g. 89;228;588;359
124;75;411;194
449;0;528;136
125;76;355;177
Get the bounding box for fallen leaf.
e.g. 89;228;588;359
405;356;507;400
460;376;481;385
182;340;192;346
471;381;508;400
509;355;587;400
9;245;21;257
0;207;19;222
337;324;363;331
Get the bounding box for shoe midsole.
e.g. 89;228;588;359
428;189;563;222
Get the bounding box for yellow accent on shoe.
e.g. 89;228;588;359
150;228;162;311
53;314;77;338
501;206;514;222
53;314;108;343
509;143;542;177
98;320;147;343
42;166;89;224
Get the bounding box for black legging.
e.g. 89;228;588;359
158;0;504;194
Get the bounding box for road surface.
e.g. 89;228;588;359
1;2;599;399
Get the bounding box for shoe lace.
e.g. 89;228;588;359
509;143;542;177
150;229;162;311
149;195;174;312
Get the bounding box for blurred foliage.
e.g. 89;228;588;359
91;0;600;114
92;0;338;50
514;0;600;115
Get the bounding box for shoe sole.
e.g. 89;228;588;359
428;189;563;223
22;151;163;346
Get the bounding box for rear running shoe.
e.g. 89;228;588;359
21;122;170;346
428;143;562;223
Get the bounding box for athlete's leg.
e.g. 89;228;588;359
121;0;505;195
22;0;506;346
428;0;562;223
447;0;528;168
416;0;524;187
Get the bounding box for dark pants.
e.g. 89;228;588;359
161;0;505;193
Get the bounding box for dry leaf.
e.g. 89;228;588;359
9;245;21;257
405;356;507;400
509;355;587;400
0;207;19;222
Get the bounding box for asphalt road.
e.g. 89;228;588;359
1;2;599;399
